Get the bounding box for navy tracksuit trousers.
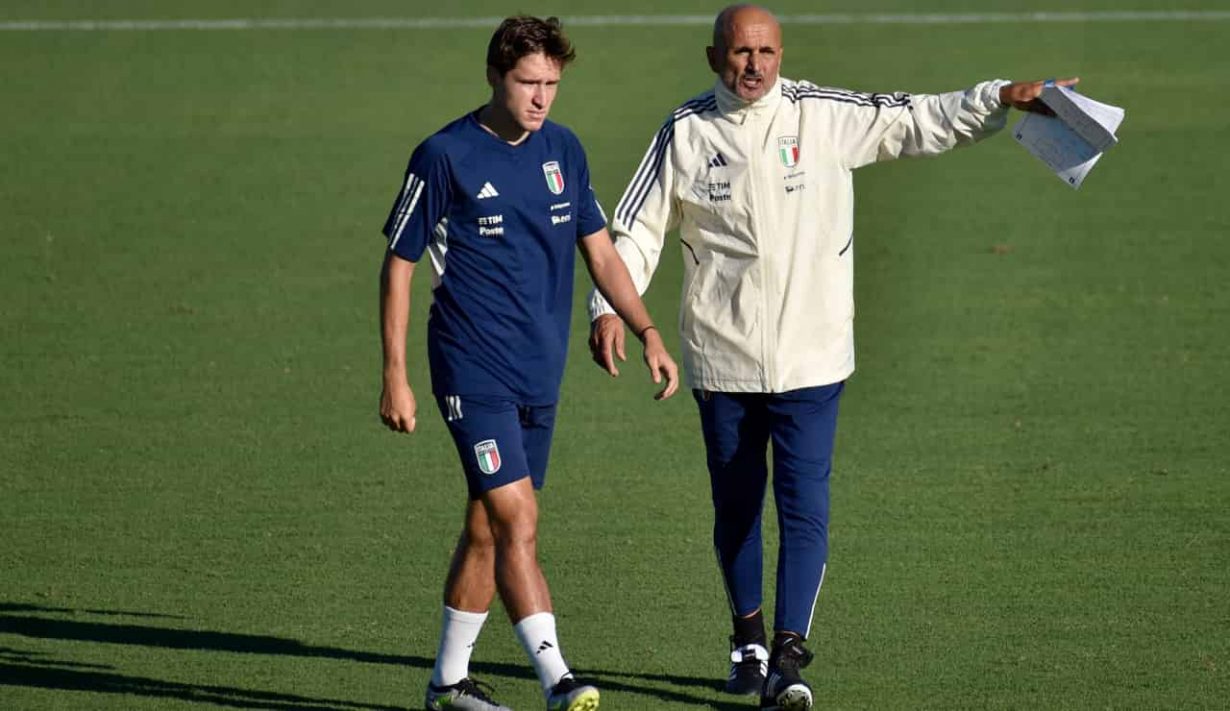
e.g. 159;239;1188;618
694;382;843;637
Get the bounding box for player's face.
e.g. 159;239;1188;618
490;52;562;133
707;8;782;102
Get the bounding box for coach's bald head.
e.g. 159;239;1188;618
707;5;783;102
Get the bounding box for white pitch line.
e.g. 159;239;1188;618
2;11;1230;32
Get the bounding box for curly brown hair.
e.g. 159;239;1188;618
486;16;576;76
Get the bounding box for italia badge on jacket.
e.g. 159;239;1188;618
542;161;565;195
778;136;800;168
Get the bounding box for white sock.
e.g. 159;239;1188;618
513;611;571;694
430;606;488;687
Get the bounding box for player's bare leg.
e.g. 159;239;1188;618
426;500;510;711
445;499;498;612
482;478;599;710
481;477;551;619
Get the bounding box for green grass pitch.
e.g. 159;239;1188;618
2;1;1228;709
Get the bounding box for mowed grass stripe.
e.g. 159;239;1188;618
4;10;1230;31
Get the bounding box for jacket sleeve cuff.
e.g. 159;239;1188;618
587;288;617;321
978;79;1013;113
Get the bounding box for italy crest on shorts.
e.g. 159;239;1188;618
474;439;501;475
542;161;565;195
777;136;800;168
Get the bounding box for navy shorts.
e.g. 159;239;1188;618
435;395;557;499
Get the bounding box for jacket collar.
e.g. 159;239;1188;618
714;76;783;124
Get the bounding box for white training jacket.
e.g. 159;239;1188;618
589;76;1011;393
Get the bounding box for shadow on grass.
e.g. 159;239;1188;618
576;670;751;710
0;659;403;711
0;605;746;709
0;645;113;670
0;601;185;619
0;611;455;669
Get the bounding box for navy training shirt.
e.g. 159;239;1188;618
382;111;608;405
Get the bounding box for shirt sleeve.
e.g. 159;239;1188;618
381;138;452;262
573;140;608;240
824;79;1012;170
586;115;681;320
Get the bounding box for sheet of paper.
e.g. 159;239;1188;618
1013;112;1105;189
1042;85;1124;152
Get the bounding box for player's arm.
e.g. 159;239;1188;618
377;137;452;433
380;250;418;432
579;228;679;401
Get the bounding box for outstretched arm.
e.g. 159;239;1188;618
579;229;679;401
379;250;418;432
835;76;1080;168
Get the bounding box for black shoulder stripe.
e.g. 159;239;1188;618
615;95;717;226
785;87;911;108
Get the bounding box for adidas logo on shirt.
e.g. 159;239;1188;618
708;152;729;168
476;182;499;199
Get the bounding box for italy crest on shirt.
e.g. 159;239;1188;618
542;161;565;195
777;136;800;168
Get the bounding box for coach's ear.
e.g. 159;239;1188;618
705;45;719;74
485;65;501;89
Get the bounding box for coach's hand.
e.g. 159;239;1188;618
589;313;627;377
639;327;679;400
1000;76;1080;115
380;380;417;433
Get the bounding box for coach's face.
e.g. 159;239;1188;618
488;52;562;133
707;5;782;103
